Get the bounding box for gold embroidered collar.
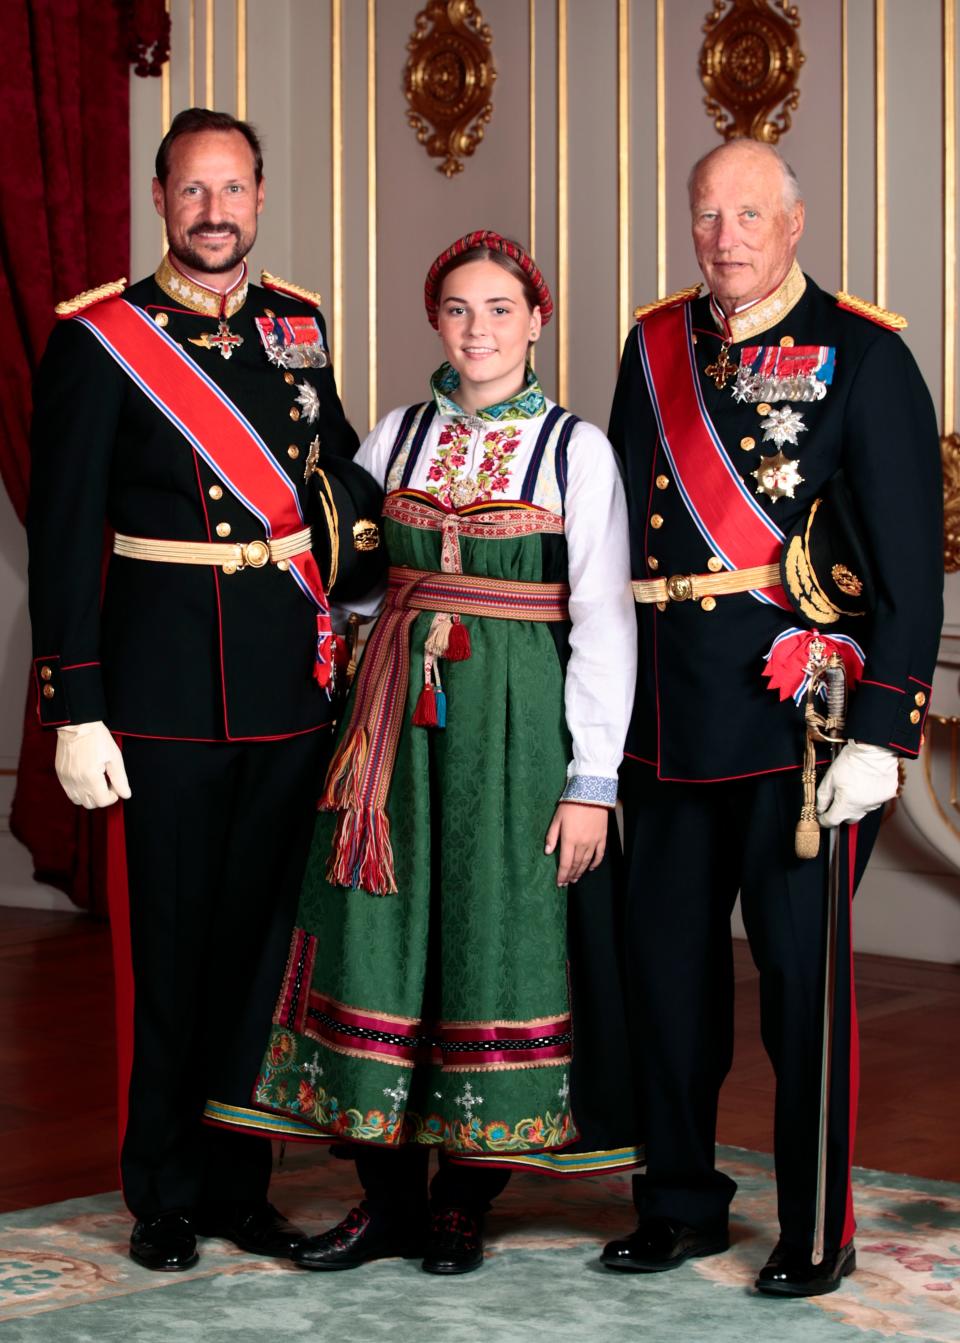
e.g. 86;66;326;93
154;253;249;318
711;259;806;344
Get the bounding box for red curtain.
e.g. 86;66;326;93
1;1;131;912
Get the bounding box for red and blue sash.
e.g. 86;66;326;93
636;302;791;611
77;299;333;687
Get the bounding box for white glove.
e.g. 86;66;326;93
55;721;132;809
817;739;898;828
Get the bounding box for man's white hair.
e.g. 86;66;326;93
687;141;803;211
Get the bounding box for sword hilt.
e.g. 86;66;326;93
824;653;847;742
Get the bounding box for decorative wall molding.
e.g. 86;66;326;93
404;0;496;178
942;433;960;573
699;0;804;143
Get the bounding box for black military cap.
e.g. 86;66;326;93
780;472;875;627
308;454;385;602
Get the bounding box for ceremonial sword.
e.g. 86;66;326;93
812;655;847;1266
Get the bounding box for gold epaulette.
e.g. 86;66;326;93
261;270;323;309
633;284;702;322
835;291;908;331
54;277;128;319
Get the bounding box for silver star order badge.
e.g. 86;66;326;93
760;405;807;448
731;367;759;404
295;381;320;424
751;450;804;502
264;339;292;369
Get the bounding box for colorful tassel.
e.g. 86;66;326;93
412;683;440;727
425;612;453;658
319;726;369;812
424;612;471;662
412;655;447;730
326;805;397;895
445;617;471;662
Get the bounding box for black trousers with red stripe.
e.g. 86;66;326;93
620;763;883;1254
113;730;329;1220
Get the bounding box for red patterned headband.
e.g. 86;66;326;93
424;230;554;329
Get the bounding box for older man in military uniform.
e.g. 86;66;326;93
602;139;942;1296
27;108;383;1272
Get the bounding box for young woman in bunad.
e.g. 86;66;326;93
236;231;639;1274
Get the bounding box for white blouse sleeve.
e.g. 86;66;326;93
558;420;637;806
329;408;406;626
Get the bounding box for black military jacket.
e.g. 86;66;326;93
28;263;382;741
608;271;943;782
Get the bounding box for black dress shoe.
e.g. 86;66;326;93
755;1239;856;1296
292;1206;425;1271
601;1217;729;1272
422;1208;484;1275
196;1202;306;1258
129;1211;199;1272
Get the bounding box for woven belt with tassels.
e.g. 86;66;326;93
319;565;570;897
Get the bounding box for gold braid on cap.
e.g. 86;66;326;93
261;271;323;309
835;291;908;331
633;284;703;322
55;278;128;318
314;469;340;591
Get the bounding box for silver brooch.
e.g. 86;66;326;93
760;406;807;448
295;381;321;424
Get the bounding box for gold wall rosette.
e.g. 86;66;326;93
700;0;805;143
405;0;496;178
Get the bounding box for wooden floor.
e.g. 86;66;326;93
0;907;957;1213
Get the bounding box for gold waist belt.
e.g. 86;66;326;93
632;561;782;605
113;527;312;572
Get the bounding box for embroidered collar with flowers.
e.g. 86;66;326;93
425;363;546;509
155;252;249;318
430;361;546;422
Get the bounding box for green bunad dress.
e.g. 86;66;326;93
209;366;641;1175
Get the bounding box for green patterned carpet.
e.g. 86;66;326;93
0;1147;957;1342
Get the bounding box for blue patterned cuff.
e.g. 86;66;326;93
560;775;618;806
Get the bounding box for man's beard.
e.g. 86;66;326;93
168;221;253;275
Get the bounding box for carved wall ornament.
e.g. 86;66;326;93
700;0;805;143
405;0;496;179
942;433;960;572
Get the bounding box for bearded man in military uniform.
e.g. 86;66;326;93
28;108;383;1272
